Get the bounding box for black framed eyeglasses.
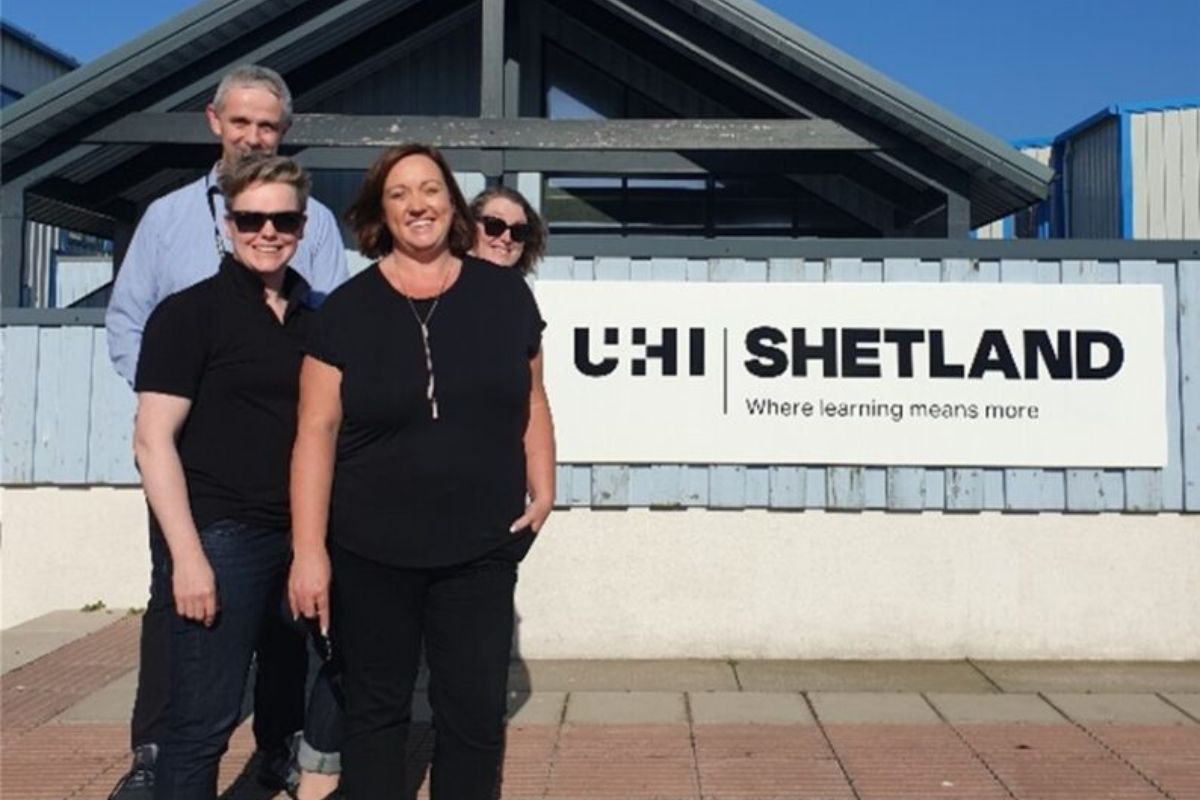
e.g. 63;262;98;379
227;210;306;235
478;215;532;243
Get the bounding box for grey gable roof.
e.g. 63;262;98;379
641;0;1053;220
2;0;1051;225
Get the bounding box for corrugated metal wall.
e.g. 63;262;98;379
0;31;73;96
1131;107;1200;239
306;15;479;116
24;222;59;307
1065;118;1122;238
5;255;1197;514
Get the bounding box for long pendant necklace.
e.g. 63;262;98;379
392;258;454;420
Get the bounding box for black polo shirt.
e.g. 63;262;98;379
135;255;313;532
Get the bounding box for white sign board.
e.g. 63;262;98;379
536;281;1166;467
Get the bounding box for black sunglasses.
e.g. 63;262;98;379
478;215;532;243
227;210;306;235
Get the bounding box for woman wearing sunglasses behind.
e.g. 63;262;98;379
468;185;547;275
133;154;314;800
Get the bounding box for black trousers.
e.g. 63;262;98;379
130;516;307;756
332;544;517;800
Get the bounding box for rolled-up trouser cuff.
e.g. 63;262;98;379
296;737;341;775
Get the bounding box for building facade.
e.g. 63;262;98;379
1;0;1196;659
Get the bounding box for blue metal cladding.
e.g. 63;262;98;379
4;256;1196;514
1120;111;1134;238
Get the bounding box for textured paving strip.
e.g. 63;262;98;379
957;724;1165;800
547;724;699;798
1082;724;1200;799
823;724;1010;799
2;610;129;674
693;723;854;798
1;615;140;735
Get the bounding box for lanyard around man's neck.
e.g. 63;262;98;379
205;170;227;259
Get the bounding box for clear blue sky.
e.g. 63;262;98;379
3;0;1197;140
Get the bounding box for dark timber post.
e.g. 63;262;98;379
481;0;506;185
0;185;26;311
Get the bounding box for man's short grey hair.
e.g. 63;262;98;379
212;65;293;128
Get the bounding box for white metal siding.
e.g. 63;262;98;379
1131;108;1200;239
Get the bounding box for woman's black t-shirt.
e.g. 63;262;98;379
306;256;543;567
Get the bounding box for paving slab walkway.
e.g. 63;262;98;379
3;612;1199;799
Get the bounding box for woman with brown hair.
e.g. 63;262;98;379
288;144;553;799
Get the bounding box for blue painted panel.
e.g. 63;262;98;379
628;465;653;505
682;465;709;506
887;468;926;510
33;327;93;484
804;462;827;509
593;256;630;281
1180;261;1200;510
709;465;746;508
630;258;653;282
86;329;137;483
553;464;574;509
941;258;1000;282
538;255;574;280
924;470;946;510
567;465;592;507
650;465;682;508
685;258;708;282
744;466;769;508
591;465;629;506
826;467;865;509
863;468;886;509
883;257;938;510
650;258;687;281
768;466;806;509
1061;259;1118;511
1;327;39;483
826;258;879;510
944;468;985;511
765;258;809;505
1065;470;1105;512
572;257;595;281
983;470;1006;510
1121;259;1182;511
767;257;805;282
996;260;1062;512
1102;471;1127;511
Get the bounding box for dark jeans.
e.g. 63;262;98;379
296;621;344;774
153;520;293;800
131;513;306;755
332;544;517;800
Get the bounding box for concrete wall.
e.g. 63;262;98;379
3;486;1198;660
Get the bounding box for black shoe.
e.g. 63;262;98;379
107;744;156;800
